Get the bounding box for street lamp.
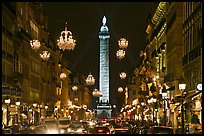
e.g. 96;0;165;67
179;83;186;134
72;86;78;91
118;38;128;49
16;99;21;125
147;97;157;126
33;102;37;125
116;49;125;60
5;97;11;126
45;105;48;110
161;89;168;126
140;102;146;126
45;105;48;118
119;72;127;79
86;73;95;86
57;22;76;51
92;89;103;97
54;106;58;118
137;104;140;121
60;73;67;80
118;87;123;93
40;51;50;61
33;102;37;108
30;40;41;51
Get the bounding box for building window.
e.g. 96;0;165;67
30;20;39;39
23;62;29;79
133;90;136;95
31;60;40;74
56;88;61;95
31;75;39;89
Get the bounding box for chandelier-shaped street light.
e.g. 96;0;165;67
40;51;50;61
118;87;124;93
118;38;128;49
60;72;67;80
116;49;126;60
30;40;41;50
57;22;76;51
119;72;127;79
72;85;78;91
86;73;95;85
92;89;103;97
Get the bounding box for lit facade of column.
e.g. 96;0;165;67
99;16;110;103
96;16;112;119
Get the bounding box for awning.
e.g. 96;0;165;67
167;86;175;91
186;91;202;101
21;113;27;119
173;91;202;110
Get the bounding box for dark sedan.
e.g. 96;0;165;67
91;125;114;134
148;126;174;134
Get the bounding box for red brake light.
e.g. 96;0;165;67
98;129;103;132
106;132;110;134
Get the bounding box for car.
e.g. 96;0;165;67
114;121;131;134
91;125;114;134
106;124;115;134
67;122;88;134
43;118;59;134
148;126;174;134
58;118;70;134
32;125;47;134
2;126;12;134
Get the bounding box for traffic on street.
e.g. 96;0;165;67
2;117;202;134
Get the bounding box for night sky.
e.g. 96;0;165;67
43;2;154;110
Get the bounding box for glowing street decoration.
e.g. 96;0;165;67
92;89;103;97
120;72;127;79
60;73;67;80
86;73;95;85
30;40;41;50
118;38;128;49
57;22;76;51
40;51;50;61
118;87;123;93
116;49;125;60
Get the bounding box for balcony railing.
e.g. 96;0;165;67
2;87;22;97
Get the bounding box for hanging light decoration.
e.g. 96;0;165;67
86;73;95;85
57;22;76;51
60;73;67;80
72;86;78;91
92;89;103;97
116;49;125;60
118;87;123;93
118;38;128;49
120;72;127;79
30;40;41;50
40;51;50;61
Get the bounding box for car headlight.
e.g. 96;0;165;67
76;128;83;132
47;129;59;134
60;129;65;134
67;128;72;132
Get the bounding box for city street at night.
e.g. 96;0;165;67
2;2;202;134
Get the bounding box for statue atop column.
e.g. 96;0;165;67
102;16;106;26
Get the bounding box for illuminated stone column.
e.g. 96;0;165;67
99;16;110;103
97;16;112;119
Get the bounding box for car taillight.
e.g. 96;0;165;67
98;129;103;132
106;132;110;134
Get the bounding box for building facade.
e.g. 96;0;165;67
182;2;202;133
2;2;70;126
126;2;202;134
